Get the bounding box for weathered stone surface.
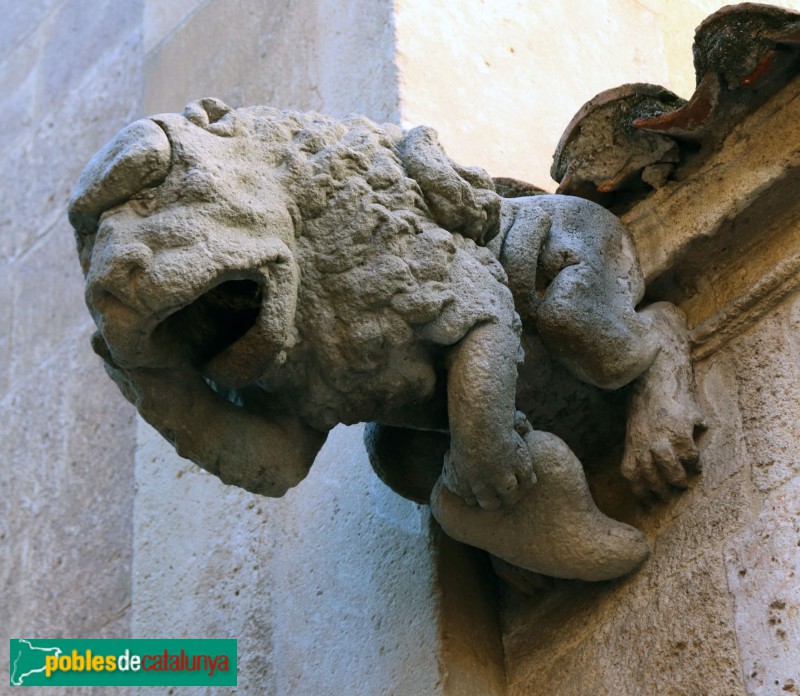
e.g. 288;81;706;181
730;296;800;493
725;477;800;696
133;420;279;695
694;355;750;491
552;84;685;201
37;0;141;110
0;358;67;557
0;335;9;398
505;556;747;695
0;31;39;157
501;463;760;694
791;294;800;352
0;4;141;690
622;73;800;287
435;532;507;696
0;256;13;397
143;0;206;52
0;332;135;671
9;225;93;385
0;0;60;64
133;421;442;695
269;425;442;695
644;474;758;579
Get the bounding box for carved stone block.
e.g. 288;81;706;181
69;97;705;581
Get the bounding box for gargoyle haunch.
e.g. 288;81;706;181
69;98;704;581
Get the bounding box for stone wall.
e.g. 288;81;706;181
1;2;144;695
2;1;798;694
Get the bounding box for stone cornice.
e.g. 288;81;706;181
623;74;800;358
622;72;800;284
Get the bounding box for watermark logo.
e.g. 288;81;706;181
9;639;237;687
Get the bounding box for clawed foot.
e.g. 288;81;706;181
431;428;650;581
621;303;707;498
441;412;536;510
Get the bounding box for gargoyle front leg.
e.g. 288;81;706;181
94;333;326;497
621;302;706;498
443;320;534;510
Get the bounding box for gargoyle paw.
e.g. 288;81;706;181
622;377;706;499
622;302;707;499
443;421;535;510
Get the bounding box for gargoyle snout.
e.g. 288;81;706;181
85;241;167;369
86;241;154;310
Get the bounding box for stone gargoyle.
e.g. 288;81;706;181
68;98;705;582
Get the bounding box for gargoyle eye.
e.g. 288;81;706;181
68;119;172;238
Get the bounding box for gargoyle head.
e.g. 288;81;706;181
68;98;506;494
69;98;300;389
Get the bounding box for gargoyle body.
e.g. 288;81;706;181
69;98;704;581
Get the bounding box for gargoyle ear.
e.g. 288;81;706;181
182;97;240;136
68;118;172;237
399;125;501;246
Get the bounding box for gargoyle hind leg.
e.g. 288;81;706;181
527;196;661;391
365;419;651;581
502;196;705;497
431;423;651;581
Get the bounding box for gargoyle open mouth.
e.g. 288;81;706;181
151;276;272;388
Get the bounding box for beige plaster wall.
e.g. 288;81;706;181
395;0;800;187
394;0;672;186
